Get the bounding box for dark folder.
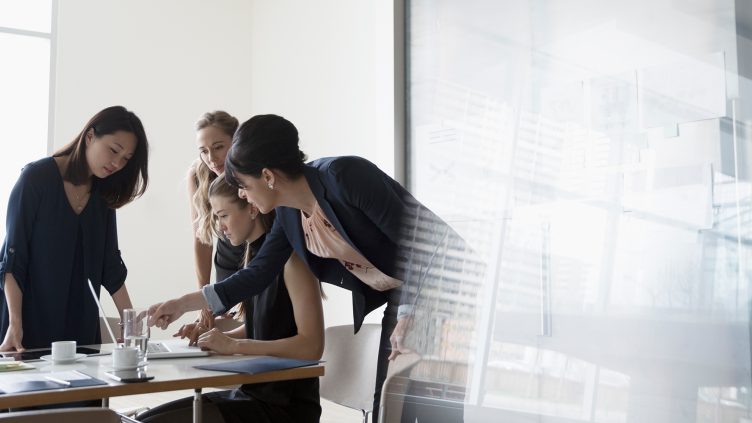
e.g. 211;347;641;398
0;376;107;394
0;371;107;394
194;357;319;374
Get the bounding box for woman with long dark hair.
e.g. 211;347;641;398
149;114;460;422
0;105;149;351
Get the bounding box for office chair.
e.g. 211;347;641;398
377;353;421;423
320;324;382;423
0;407;139;422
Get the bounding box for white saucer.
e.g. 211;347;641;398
111;361;147;371
40;353;87;364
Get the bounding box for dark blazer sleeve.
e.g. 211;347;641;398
101;209;127;294
0;165;42;293
212;217;293;312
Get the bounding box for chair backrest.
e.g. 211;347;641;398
377;353;421;423
320;323;382;413
100;316;120;344
0;407;123;422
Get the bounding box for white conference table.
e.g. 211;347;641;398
0;343;324;423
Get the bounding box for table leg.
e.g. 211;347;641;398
102;397;109;408
193;388;202;423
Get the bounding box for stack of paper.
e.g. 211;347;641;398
0;361;35;372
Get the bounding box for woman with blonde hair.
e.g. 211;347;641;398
187;111;246;328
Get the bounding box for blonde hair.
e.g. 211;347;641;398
192;111;239;245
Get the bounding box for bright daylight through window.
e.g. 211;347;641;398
0;0;53;239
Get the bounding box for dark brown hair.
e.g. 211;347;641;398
225;114;307;187
53;105;149;209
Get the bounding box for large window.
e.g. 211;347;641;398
407;1;752;422
0;0;54;239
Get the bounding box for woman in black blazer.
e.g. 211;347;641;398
149;114;462;422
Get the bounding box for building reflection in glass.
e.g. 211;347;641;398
402;0;752;422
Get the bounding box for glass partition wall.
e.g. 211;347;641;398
404;1;752;422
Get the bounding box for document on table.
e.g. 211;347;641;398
0;361;35;372
194;356;320;374
0;370;106;394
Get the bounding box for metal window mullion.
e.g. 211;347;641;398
0;26;51;39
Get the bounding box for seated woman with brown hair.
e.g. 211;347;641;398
139;175;324;423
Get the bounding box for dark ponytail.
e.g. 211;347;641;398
225;114;307;187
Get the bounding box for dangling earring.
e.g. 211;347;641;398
267;182;274;190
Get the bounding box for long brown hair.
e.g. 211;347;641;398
193;111;239;245
53;106;149;209
207;177;326;315
207;174;276;242
208;175;276;319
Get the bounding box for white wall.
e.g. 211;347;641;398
247;0;394;326
53;0;394;336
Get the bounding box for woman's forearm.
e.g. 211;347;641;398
111;284;133;316
225;325;245;339
3;274;22;325
232;334;322;360
182;290;210;311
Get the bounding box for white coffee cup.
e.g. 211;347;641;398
51;341;76;362
112;346;140;370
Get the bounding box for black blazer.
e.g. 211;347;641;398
214;156;434;331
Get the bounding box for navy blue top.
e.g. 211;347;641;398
0;157;127;349
213;156;458;332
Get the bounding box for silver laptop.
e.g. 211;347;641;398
145;338;210;359
99;313;209;359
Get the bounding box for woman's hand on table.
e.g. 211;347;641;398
196;328;237;355
0;323;24;352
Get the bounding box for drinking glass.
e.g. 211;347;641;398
122;308;150;360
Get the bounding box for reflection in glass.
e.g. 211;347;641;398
406;0;752;422
697;386;752;423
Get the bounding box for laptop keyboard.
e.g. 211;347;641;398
146;342;169;353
